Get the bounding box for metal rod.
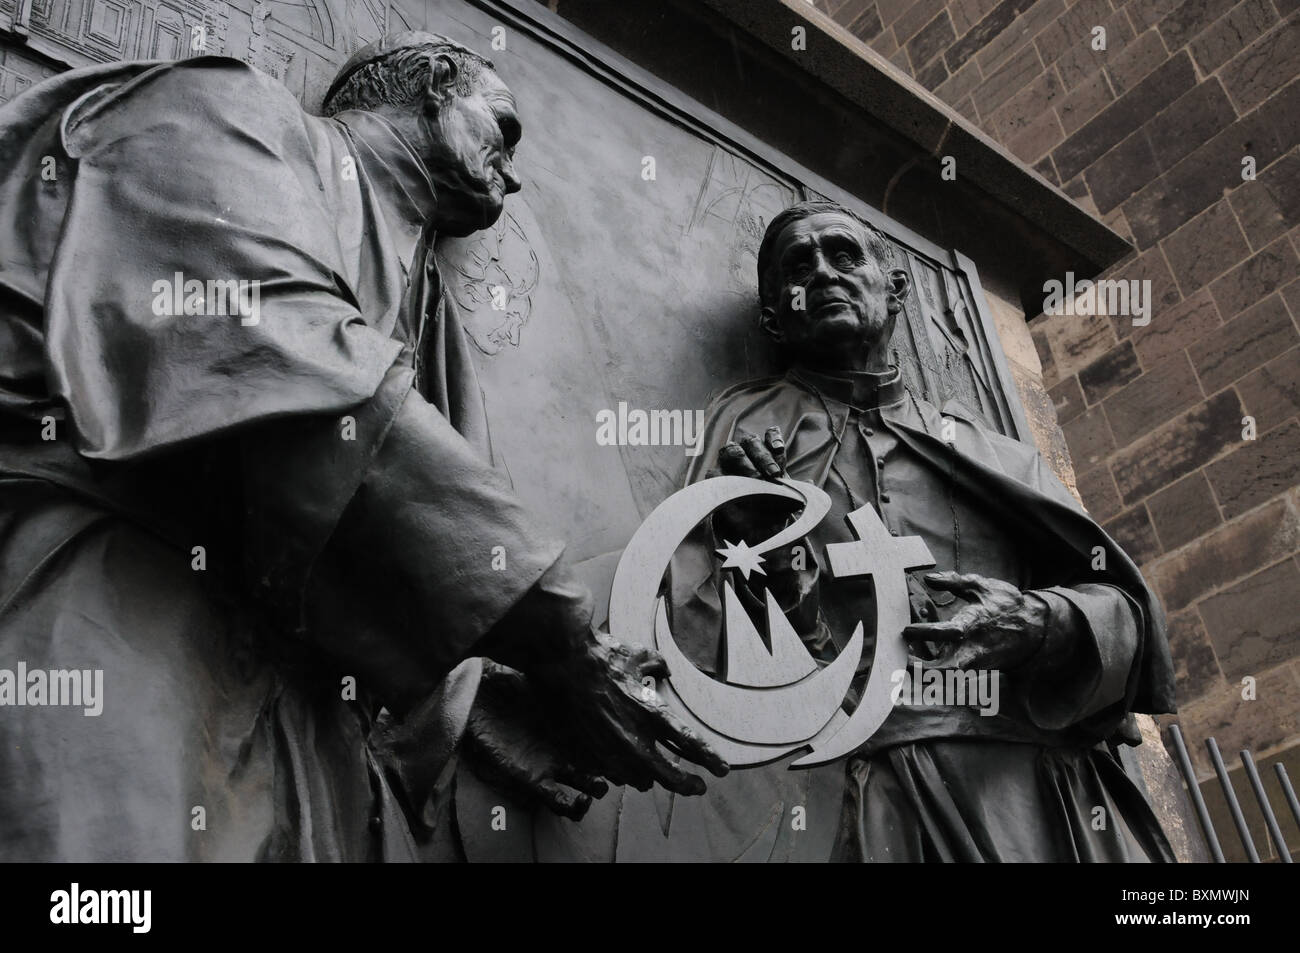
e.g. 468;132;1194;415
1275;764;1300;832
1168;724;1224;862
1239;750;1291;862
1206;737;1259;862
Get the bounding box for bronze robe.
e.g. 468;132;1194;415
0;58;573;860
664;366;1177;862
488;366;1177;862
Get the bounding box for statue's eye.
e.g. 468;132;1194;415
788;261;812;281
833;251;856;268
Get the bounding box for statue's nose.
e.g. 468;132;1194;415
500;158;521;195
808;250;838;283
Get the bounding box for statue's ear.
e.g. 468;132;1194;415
758;306;783;343
886;268;910;313
423;52;461;111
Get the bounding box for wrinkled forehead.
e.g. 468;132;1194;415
773;211;870;255
474;68;515;104
474;71;521;148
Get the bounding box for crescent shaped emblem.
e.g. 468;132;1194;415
608;475;934;767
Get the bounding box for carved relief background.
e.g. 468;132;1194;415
0;0;1027;571
0;0;1044;864
0;0;406;105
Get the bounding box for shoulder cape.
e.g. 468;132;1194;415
0;56;400;460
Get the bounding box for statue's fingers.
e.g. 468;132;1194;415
641;747;707;796
923;570;989;594
921;570;982;593
719;442;761;477
942;643;986;671
535;780;593;821
591;720;662;792
648;705;729;777
738;431;781;478
611;764;655;793
634;650;670;681
556;766;610;800
917;650;975;671
902;620;966;644
764;427;787;470
463;739;555;810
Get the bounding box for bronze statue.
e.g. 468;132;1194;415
659;200;1179;861
0;32;723;862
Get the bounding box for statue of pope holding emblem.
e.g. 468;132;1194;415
506;201;1179;863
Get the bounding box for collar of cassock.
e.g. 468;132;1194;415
333;109;439;265
790;364;907;411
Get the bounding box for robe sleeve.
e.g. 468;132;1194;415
943;408;1176;717
42;58;591;713
48;58;401;459
1019;583;1143;731
277;363;587;713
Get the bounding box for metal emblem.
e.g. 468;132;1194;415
608;476;935;767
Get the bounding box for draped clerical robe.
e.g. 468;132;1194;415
659;366;1178;862
513;365;1177;863
0;57;576;861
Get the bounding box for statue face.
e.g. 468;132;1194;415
761;211;906;368
423;69;522;237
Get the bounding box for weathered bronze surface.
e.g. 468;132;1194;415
0;0;1180;863
0;27;726;861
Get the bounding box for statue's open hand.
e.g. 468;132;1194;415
462;660;610;820
530;629;729;796
901;571;1049;672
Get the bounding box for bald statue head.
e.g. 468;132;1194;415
756;201;910;373
324;31;522;237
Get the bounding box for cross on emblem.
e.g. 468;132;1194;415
608;476;935;768
824;506;934;582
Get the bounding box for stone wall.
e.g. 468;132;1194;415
808;0;1300;861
